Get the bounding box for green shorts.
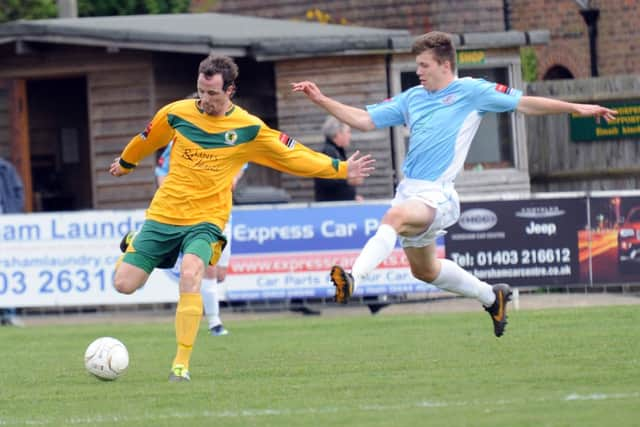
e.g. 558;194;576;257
122;220;227;274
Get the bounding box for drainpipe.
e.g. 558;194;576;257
579;8;599;77
503;0;511;31
385;38;398;187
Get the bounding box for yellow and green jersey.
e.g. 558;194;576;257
118;99;348;229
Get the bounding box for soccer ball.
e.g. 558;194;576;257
84;337;129;380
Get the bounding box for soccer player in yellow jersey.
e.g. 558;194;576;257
109;55;375;382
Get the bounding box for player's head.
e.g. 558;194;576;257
197;55;239;115
322;116;351;148
412;31;456;72
412;32;456;91
198;55;238;91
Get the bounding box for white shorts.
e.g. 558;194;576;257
217;221;232;267
391;178;460;248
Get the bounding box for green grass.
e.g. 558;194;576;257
1;305;639;427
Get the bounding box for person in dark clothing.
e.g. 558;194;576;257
310;117;370;313
0;157;24;214
0;157;25;326
314;116;364;202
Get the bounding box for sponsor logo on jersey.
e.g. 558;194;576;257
495;84;517;96
279;133;297;149
224;130;238;145
140;121;153;139
442;94;457;105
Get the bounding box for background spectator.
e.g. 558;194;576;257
314;116;364;202
0;156;25;327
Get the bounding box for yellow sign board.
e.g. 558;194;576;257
457;50;486;65
570;101;640;141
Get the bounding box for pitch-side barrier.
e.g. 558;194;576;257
1;190;638;308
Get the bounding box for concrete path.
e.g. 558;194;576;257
17;291;640;326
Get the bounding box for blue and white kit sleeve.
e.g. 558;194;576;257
154;140;174;178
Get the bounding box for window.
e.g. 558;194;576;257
458;67;514;169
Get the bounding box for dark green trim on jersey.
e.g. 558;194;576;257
119;158;137;169
195;103;235;116
168;114;260;149
331;158;340;171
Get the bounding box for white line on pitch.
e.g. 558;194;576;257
1;392;638;425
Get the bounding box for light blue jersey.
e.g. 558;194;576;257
367;77;522;183
155;141;174;178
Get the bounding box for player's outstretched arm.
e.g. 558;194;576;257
291;81;376;131
346;150;375;180
110;104;177;178
572;103;618;122
250;126;376;181
517;96;617;122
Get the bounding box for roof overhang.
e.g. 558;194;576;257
0;13;408;60
390;30;550;53
0;13;549;61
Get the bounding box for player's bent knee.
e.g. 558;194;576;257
179;255;205;292
411;266;439;283
381;208;405;230
180;267;199;284
113;264;148;294
113;276;137;295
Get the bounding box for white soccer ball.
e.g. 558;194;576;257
84;337;129;380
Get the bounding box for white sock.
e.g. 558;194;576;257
200;278;221;329
432;259;496;306
351;224;397;288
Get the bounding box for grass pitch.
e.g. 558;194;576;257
1;305;639;427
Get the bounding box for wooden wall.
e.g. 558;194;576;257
0;47;158;211
526;75;640;192
1;46;398;207
87;54;156;209
0;82;31;211
153;53;201;109
0;85;9;160
206;0;505;35
228;58;281;189
275;55;395;201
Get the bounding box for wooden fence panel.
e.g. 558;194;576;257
88;63;155;209
276;55;394;201
526;76;640;192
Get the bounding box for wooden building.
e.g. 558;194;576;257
204;1;640;195
0;13;547;212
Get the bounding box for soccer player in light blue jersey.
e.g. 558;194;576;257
293;31;617;337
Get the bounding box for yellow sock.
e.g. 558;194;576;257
172;292;203;371
114;254;124;271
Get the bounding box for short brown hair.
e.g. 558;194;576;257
198;55;239;90
411;31;456;72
